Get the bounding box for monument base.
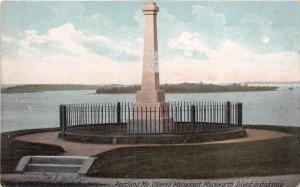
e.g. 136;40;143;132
136;90;165;103
127;118;174;134
127;102;174;134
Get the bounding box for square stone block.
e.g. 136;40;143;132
136;90;165;103
127;118;174;134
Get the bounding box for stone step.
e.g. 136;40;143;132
31;156;85;165
16;156;95;175
25;163;81;173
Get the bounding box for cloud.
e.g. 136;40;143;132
2;54;142;84
1;23;143;84
262;36;270;44
1;2;300;84
192;5;226;30
20;24;92;56
163;31;300;83
16;23;142;59
2;23;300;84
188;5;299;54
189;5;226;47
1;36;14;42
168;32;210;57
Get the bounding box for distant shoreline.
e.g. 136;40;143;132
95;83;279;94
1;84;101;94
93;90;279;94
1;83;279;94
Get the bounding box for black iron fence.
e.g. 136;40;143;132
59;101;242;135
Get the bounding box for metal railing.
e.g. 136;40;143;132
59;101;242;135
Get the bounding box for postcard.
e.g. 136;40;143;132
1;1;299;187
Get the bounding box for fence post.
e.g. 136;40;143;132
117;102;121;125
237;103;243;126
226;101;231;127
59;105;63;130
191;105;196;131
59;105;67;139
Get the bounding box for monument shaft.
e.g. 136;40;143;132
132;0;174;133
136;0;165;104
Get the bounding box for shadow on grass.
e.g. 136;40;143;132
88;125;300;179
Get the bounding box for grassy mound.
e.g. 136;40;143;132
88;125;300;179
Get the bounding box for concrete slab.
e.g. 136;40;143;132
15;156;95;175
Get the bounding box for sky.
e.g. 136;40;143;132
1;0;300;84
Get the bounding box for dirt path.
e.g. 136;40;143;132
15;129;291;157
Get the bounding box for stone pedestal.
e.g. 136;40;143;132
136;90;165;103
130;0;174;134
128;118;174;134
128;103;174;134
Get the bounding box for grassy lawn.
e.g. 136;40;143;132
1;128;65;174
88;125;300;179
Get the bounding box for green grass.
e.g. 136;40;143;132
88;125;300;179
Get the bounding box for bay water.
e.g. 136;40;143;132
1;86;299;132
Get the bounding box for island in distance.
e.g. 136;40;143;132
1;83;279;94
95;83;278;94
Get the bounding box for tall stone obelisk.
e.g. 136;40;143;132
135;0;166;107
132;0;174;133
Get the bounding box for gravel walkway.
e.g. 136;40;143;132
15;129;291;156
